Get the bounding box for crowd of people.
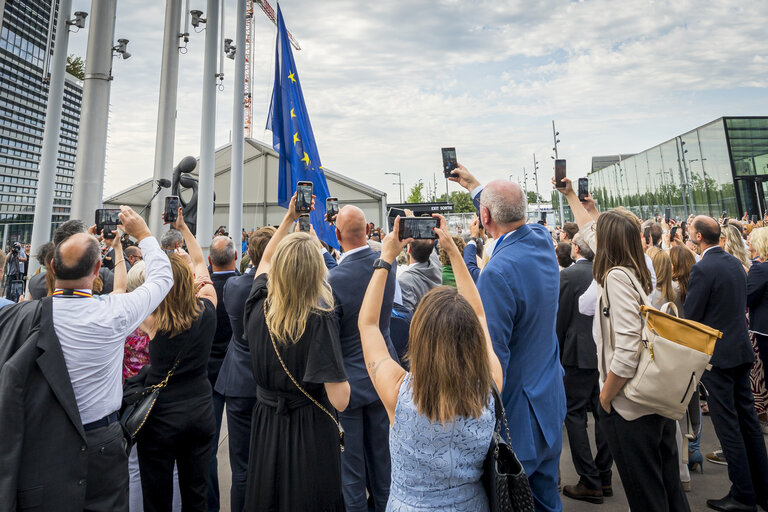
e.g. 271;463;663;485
0;163;767;512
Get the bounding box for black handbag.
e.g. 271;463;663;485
482;384;535;512
120;346;186;440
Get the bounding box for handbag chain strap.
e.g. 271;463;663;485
263;302;345;452
491;383;512;452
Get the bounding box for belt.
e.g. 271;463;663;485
256;386;312;415
83;411;119;432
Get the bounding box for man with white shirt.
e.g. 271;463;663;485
0;206;173;511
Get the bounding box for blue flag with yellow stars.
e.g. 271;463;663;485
266;5;338;249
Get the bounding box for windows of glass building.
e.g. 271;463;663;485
553;118;768;222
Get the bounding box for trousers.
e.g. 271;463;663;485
84;421;129;512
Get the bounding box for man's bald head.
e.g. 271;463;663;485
480;180;527;226
336;205;368;250
53;233;101;281
209;235;236;268
692;215;720;245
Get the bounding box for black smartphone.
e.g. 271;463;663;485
441;147;458;178
664;207;671;224
670;226;679;240
577;178;588;201
555;159;566;188
95;209;121;239
722;210;728;219
752;214;758;223
326;197;339;222
164;195;179;223
298;214;311;232
398;217;439;241
296;181;313;213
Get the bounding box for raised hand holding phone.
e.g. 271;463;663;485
381;216;412;263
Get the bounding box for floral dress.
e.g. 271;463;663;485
123;328;150;379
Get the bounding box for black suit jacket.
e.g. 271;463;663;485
0;298;91;511
557;259;597;369
208;270;237;387
747;260;768;335
684;246;753;368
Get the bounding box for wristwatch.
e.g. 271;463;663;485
372;258;392;272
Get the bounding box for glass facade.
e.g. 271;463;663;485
0;0;81;245
553;118;768;222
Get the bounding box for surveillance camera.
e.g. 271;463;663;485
122;51;131;60
71;11;88;29
190;9;204;27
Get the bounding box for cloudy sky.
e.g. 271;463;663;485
66;0;768;202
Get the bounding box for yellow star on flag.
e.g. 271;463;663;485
290;108;296;118
293;132;301;144
288;71;296;83
301;152;310;167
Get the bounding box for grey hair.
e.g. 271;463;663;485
572;233;594;261
126;260;146;292
160;229;184;251
480;185;527;224
210;236;236;267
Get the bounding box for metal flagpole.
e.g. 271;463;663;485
196;0;219;254
70;0;117;221
29;0;74;276
149;0;183;235
552;120;565;225
228;0;247;261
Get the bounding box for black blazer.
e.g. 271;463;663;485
557;259;597;369
747;259;768;335
684;246;753;368
0;298;91;511
328;247;398;409
208;270;237;387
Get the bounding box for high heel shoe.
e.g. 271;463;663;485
688;450;704;473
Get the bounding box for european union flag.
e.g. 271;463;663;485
267;5;338;249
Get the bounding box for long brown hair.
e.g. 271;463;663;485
650;249;676;303
670;245;695;302
593;209;653;294
153;253;203;337
407;286;492;424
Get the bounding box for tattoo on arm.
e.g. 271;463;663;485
368;359;387;384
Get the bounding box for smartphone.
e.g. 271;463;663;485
326;197;339;222
752;214;758;223
95;208;121;239
164;195;179;223
664;207;671;224
398;217;439;241
298;214;311;232
577;178;588;201
554;159;566;188
441;147;458;178
296;181;313;213
722;210;728;219
670;226;679;240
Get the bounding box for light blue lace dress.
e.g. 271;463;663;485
387;373;495;511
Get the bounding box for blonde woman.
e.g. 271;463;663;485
243;193;350;511
721;223;751;272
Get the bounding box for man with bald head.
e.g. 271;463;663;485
0;206;173;511
451;167;566;512
685;216;768;512
328;205;398;511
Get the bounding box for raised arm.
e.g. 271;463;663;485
109;233;127;294
255;192;306;278
358;216;409;423
433;214;503;390
167;206;217;308
553;177;594;228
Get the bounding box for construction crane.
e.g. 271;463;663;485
244;0;300;138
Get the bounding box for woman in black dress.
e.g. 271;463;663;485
243;193;350;511
136;208;219;511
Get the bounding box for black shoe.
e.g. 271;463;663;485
602;485;613;497
563;482;604;504
706;495;756;512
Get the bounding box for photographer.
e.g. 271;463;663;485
4;242;23;302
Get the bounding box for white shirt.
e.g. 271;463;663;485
701;245;717;258
53;237;173;424
338;244;369;263
578;253;657;317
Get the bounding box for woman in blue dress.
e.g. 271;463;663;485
358;215;504;511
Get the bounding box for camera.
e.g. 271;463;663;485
11;242;20;253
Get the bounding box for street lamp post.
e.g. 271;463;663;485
385;172;403;203
552;120;565;225
533;154;541;217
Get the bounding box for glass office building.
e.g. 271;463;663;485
565;118;768;222
0;0;81;245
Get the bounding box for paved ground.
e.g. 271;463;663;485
213;410;765;511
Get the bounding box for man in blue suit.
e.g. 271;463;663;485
451;166;566;512
328;205;398;512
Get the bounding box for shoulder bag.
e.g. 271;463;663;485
482;383;535;512
264;302;345;452
602;266;722;419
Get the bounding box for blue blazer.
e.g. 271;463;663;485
328;247;398;409
747;260;768;336
476;222;566;462
684;246;753;368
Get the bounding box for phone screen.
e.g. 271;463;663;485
95;209;121;239
298;215;311;232
555;159;566;188
670;226;678;240
441;147;458;178
326;197;339;222
577;178;589;201
664;207;671;224
164;196;179;223
399;217;439;241
296;182;313;213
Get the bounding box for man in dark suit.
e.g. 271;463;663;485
685;216;768;512
328;205;397;512
556;234;612;504
451;166;566;512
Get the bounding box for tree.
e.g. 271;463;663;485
526;191;542;204
406;180;425;203
437;191;475;213
66;54;85;80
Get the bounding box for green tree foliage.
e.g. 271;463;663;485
66;54;85;80
406;180;425;203
526;191;542;204
436;191;475;213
